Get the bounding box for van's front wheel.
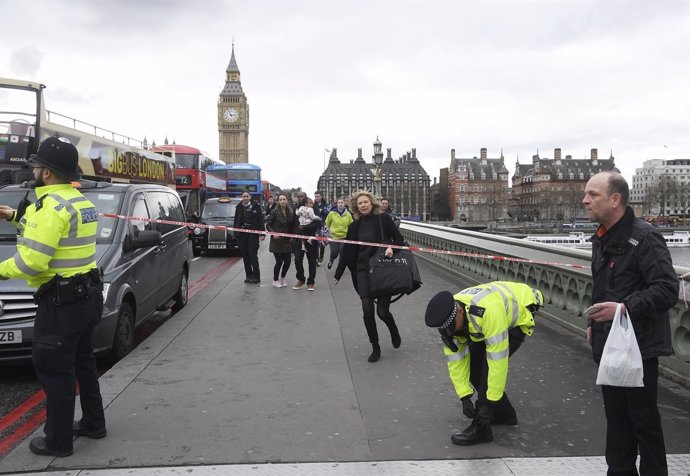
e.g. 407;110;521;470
111;302;134;362
172;272;188;312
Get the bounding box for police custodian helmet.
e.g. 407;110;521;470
425;291;458;329
27;136;80;181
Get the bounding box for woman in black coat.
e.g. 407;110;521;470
333;191;404;362
265;193;293;287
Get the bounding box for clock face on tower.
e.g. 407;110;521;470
223;107;239;123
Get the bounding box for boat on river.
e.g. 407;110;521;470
524;232;591;249
525;230;690;249
662;231;690;247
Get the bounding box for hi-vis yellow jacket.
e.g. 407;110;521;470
0;184;97;287
444;281;543;402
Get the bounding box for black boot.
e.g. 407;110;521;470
368;343;381;362
385;313;401;348
451;420;493;446
477;395;518;425
491;409;518;426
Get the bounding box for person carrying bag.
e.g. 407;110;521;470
333;191;405;362
367;237;422;301
595;303;644;387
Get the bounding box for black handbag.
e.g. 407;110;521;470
367;216;422;301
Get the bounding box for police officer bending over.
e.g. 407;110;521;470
425;281;543;446
0;137;106;457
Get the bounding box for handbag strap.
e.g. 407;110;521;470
378;214;385;243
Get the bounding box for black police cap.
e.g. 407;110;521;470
425;291;457;328
27;136;80;181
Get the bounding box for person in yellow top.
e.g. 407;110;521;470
0;136;106;457
425;281;543;445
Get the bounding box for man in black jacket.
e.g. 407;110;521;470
583;171;678;476
234;191;265;283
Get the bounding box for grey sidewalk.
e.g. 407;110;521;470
2;245;689;475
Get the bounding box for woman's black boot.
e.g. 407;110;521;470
368;343;381;362
387;314;401;348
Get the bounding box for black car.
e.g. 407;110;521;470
191;197;242;256
0;181;191;364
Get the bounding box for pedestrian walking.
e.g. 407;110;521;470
333;191;404;362
424;281;543;446
0;136;106;457
233;191;265;283
264;195;276;220
583;171;678;475
380;198;401;228
313;191;329;265
265;193;293;288
324;198;353;270
292;195;319;290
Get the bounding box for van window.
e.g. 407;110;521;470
130;194;152;233
83;190;124;243
149;191;185;235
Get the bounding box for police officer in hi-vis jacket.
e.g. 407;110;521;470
425;281;543;446
0;136;106;457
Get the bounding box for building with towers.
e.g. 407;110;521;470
317;137;431;220
218;45;249;163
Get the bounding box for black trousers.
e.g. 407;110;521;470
601;358;667;476
359;295;396;344
272;252;291;280
32;287;105;452
293;239;317;285
328;241;344;264
238;233;260;280
468;327;525;418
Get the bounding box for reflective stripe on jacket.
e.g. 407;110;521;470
445;281;542;402
0;184;97;287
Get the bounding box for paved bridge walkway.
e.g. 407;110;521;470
1;245;689;475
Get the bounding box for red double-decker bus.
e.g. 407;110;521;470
262;180;283;202
150;144;226;220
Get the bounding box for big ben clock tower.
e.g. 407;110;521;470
218;44;249;163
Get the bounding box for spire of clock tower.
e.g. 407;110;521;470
224;42;242;85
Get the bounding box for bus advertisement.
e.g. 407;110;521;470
0;77;175;186
207;163;262;201
150;144;227;219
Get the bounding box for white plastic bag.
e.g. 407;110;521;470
595;304;644;387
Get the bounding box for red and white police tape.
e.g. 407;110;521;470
99;211;591;270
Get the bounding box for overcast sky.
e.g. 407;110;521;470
2;0;689;191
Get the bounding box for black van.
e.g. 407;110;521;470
0;181;191;364
191;197;242;256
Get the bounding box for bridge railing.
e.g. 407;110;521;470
401;222;690;386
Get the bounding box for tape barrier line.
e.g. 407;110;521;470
99;212;590;270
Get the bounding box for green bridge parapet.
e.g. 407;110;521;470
401;222;690;387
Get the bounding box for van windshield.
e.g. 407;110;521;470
201;200;238;220
0;188;124;244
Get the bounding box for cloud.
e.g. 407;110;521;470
1;0;688;191
8;46;43;78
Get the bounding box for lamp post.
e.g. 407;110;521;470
373;153;383;197
323;148;331;171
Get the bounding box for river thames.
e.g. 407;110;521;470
670;247;690;269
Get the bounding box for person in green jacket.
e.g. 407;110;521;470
324;198;353;270
425;281;543;446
